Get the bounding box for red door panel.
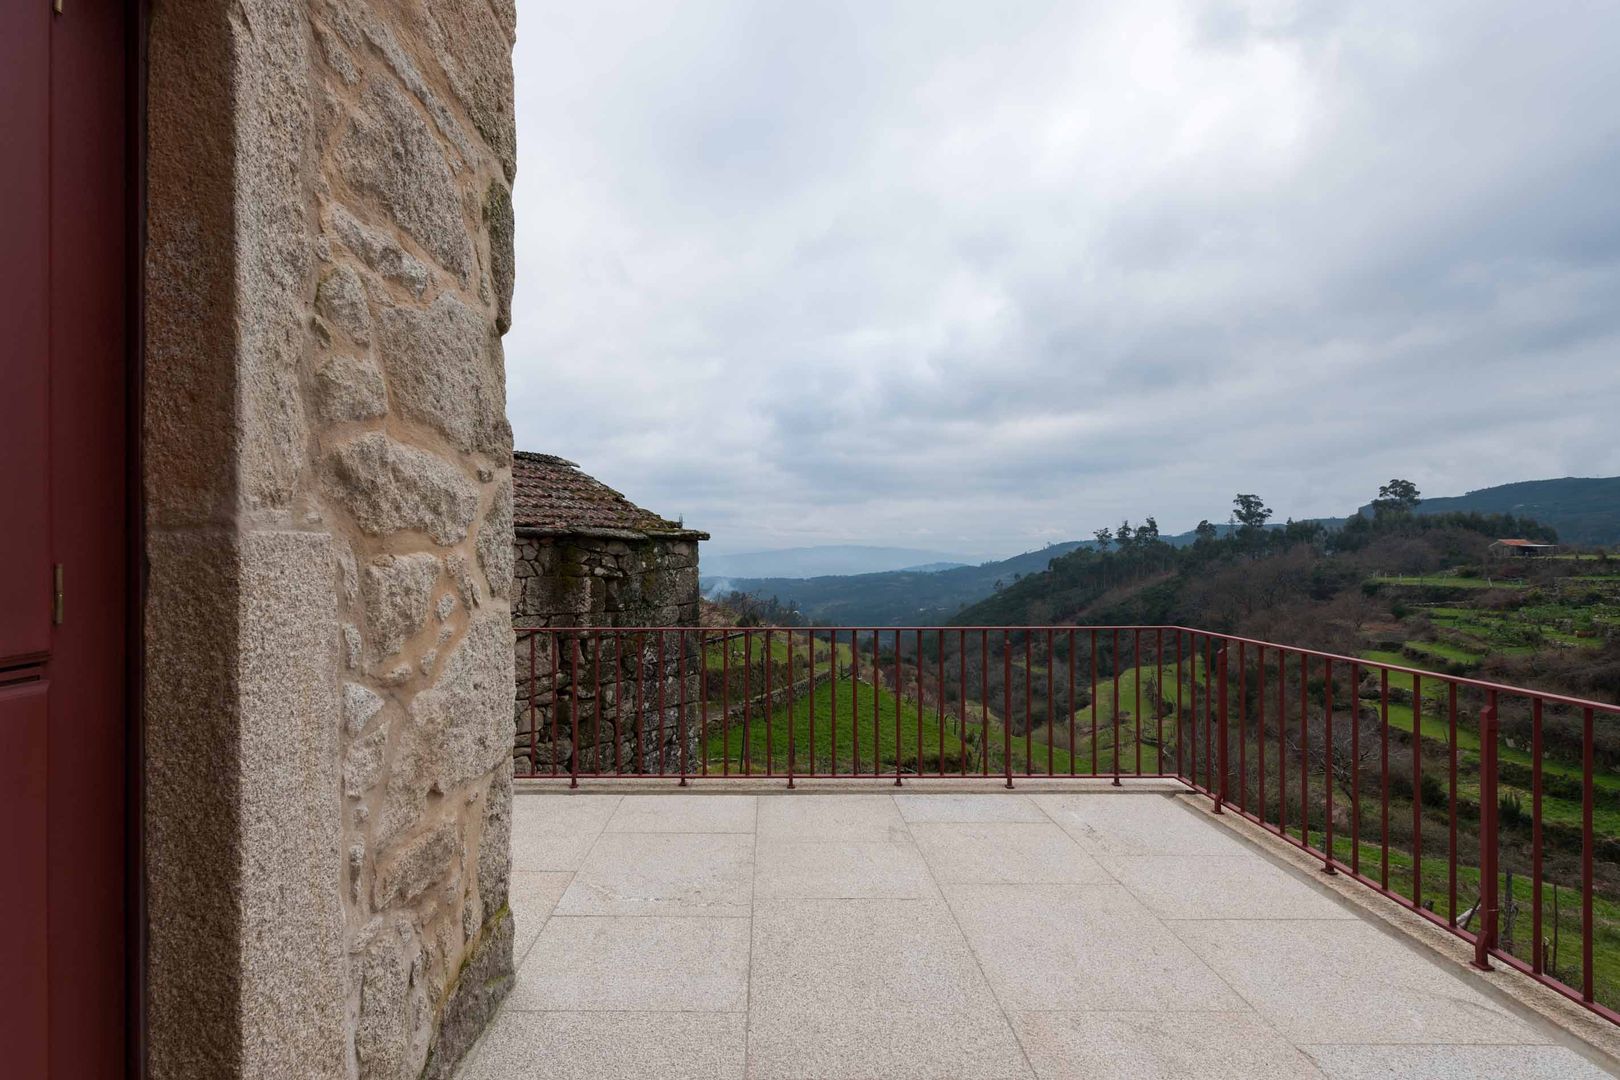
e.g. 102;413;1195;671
48;2;130;1074
0;676;50;1080
0;0;54;665
0;2;131;1076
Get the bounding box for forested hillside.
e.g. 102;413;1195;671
1357;477;1620;546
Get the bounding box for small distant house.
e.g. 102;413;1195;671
1488;538;1559;558
509;451;707;774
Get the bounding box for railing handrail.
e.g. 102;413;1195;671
516;624;1620;715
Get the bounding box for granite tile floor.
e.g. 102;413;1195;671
457;788;1619;1080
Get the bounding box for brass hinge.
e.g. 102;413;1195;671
53;0;63;14
53;564;64;626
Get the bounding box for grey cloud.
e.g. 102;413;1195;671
507;0;1620;555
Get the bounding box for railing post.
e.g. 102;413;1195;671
1214;645;1228;814
1473;700;1499;970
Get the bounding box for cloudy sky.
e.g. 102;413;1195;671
507;0;1620;559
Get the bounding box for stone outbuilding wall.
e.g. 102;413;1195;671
143;2;516;1077
507;453;706;775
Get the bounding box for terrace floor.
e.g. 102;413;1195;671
458;782;1620;1079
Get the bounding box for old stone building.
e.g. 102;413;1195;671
4;2;520;1078
509;452;706;775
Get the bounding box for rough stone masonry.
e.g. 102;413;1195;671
143;1;517;1077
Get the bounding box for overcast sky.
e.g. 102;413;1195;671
507;0;1620;559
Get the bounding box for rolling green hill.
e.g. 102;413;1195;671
1358;477;1620;546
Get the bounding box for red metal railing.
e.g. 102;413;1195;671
512;623;1620;1027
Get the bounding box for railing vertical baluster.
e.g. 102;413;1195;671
527;632;538;778
1112;628;1122;787
786;629;795;788
551;633;561;778
1155;629;1164;777
851;630;860;777
1003;631;1013;789
612;632;622;777
742;631;752;776
830;630;838;777
940;631;948;778
594;635;605;776
1411;673;1422;904
700;630;709;779
1582;705;1595;1002
900;628;913;790
1047;629;1055;778
1236;641;1246;811
1298;652;1307;849
634;632;645;775
981;631;989;778
1207;636;1218;796
961;630;969;778
569;637;581;789
868;634;881;777
1380;668;1390;888
807;632;816;777
667;634;680;786
1134;629;1143;778
1024;632;1033;777
1473;697;1500;970
1323;658;1335;874
1449;683;1458;925
1188;633;1199;790
1349;661;1359;876
920;629;928;779
1179;628;1192;780
1069;630;1079;777
764;629;773;777
1277;647;1286;841
722;631;731;777
1531;697;1543;971
1259;646;1267;826
1214;643;1227;813
1091;628;1099;777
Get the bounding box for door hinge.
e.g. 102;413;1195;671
53;564;64;626
52;0;63;14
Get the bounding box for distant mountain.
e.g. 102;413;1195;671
702;545;981;580
1356;477;1620;546
701;476;1619;626
703;542;1085;625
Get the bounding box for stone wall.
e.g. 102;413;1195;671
144;2;516;1077
511;534;701;775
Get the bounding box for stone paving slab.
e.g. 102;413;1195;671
1300;1043;1616;1079
1102;854;1355;921
556;832;754;917
894;792;1049;823
755;792;909;842
509;871;574;962
604;793;758;833
1172;918;1544;1045
1009;1010;1326;1079
458;1011;748;1080
1031;791;1250;856
911;821;1114;884
508;915;750;1012
943;882;1244;1012
754;840;938;900
462;791;1620;1079
745;1005;1033;1080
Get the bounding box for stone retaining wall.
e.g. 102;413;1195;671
511;533;701;774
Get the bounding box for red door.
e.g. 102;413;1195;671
1;2;133;1076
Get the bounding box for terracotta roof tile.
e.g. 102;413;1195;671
511;451;707;539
